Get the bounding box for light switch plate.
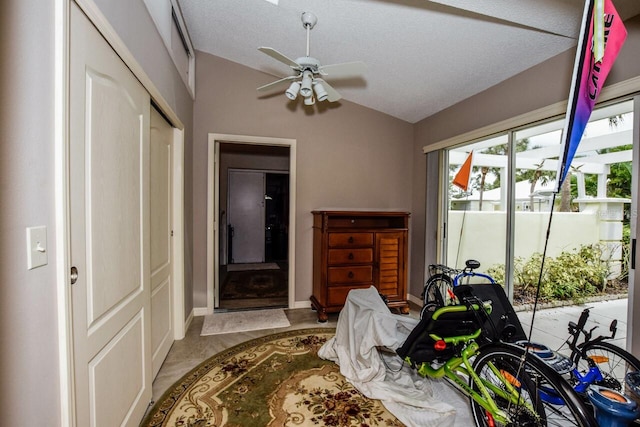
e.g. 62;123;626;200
26;226;48;270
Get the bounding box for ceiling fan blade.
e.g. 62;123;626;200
257;75;299;92
258;47;301;69
318;61;366;78
315;78;341;102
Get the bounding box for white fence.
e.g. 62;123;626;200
446;210;608;272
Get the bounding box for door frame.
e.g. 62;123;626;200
55;0;186;424
628;94;640;356
204;134;297;315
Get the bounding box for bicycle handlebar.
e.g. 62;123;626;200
567;309;591;353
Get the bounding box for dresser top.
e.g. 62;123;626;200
312;209;410;216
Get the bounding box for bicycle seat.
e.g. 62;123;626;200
397;301;489;365
465;259;481;270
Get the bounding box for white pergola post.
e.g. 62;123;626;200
499;167;507;211
597;166;610;198
576;171;586;199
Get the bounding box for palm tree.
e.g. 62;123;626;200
523;160;552;212
559;171;572;212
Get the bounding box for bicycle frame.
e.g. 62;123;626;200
535;365;603;406
531;309;612;405
403;302;540;425
453;270;496;287
449;263;626;407
567;308;618;392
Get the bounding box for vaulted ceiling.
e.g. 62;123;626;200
179;0;640;123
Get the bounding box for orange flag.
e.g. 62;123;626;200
452;151;473;191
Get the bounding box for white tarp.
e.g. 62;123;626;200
318;286;473;427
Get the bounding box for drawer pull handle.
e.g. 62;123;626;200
348;253;354;260
348;271;354;279
348;236;354;243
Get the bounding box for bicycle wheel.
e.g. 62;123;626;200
472;343;597;427
578;341;640;393
421;273;454;318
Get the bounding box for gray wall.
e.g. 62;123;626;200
410;14;640;298
416;14;640;146
0;1;60;423
192;52;415;308
0;0;193;424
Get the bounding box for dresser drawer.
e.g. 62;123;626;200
328;232;373;248
327;285;372;306
328;248;373;265
328;265;373;285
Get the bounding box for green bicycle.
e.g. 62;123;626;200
396;285;597;426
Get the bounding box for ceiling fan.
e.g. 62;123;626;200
257;12;366;105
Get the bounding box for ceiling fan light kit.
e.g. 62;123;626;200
285;81;301;100
313;81;328;102
257;12;366;106
299;70;314;98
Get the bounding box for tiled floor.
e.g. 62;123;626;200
151;297;631;403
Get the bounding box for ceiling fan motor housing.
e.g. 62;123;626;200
294;57;320;73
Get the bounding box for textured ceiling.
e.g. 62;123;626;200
178;0;640;123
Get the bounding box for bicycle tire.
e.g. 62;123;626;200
472;342;598;427
422;273;454;310
578;340;640;394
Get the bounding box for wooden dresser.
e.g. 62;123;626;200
311;210;410;322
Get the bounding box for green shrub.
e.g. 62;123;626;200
488;244;610;301
487;264;505;285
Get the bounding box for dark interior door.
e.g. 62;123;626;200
265;173;289;262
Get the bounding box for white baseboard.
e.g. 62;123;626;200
407;293;422;306
193;307;213;317
292;300;312;309
183;309;194;335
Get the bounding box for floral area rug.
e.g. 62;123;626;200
141;328;404;427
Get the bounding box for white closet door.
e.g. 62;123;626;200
150;107;173;378
69;4;151;426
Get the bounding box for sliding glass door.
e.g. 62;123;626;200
444;134;509;286
440;99;634;302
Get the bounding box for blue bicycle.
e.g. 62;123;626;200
422;260;640;415
421;260;495;317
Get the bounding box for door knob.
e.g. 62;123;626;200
70;266;78;285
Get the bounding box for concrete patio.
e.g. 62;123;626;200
517;297;630;354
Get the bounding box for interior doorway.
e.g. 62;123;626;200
211;140;293;311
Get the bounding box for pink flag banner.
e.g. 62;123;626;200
555;0;627;191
